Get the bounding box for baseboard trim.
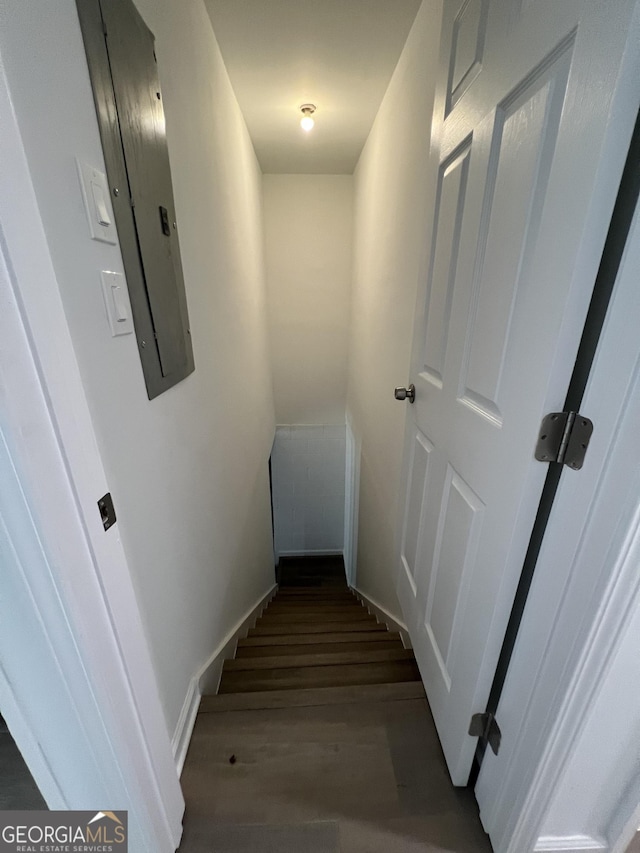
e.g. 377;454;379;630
171;677;200;777
535;835;607;852
352;587;412;649
198;584;278;696
170;583;276;775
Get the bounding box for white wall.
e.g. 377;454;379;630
271;425;346;558
263;175;353;558
263;174;353;425
346;0;443;616
0;0;275;739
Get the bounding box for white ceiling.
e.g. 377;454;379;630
204;0;422;174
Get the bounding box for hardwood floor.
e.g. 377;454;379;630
627;834;640;853
0;713;46;810
179;557;492;852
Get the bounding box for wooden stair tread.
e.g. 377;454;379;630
235;638;404;658
218;660;420;693
278;580;349;585
272;598;354;605
279;575;347;582
274;592;354;601
224;647;414;671
200;681;426;712
238;630;400;647
266;601;363;611
257;610;373;624
248;620;386;636
216;562;423;706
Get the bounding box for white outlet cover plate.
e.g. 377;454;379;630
100;271;133;337
77;158;118;245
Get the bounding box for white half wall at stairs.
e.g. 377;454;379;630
271;425;346;560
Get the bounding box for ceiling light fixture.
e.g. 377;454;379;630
300;103;316;132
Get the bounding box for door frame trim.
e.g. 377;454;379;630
476;190;640;853
344;415;361;587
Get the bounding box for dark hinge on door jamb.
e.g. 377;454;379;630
469;712;502;756
534;411;593;470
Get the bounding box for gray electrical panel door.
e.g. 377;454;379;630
76;0;194;398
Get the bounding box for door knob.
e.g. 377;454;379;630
394;384;415;404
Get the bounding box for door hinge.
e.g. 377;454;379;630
469;712;502;756
534;411;593;470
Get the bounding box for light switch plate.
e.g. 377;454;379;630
101;271;133;336
77;158;118;245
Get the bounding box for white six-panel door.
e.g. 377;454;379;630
396;0;640;785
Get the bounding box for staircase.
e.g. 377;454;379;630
180;560;491;853
201;559;424;712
